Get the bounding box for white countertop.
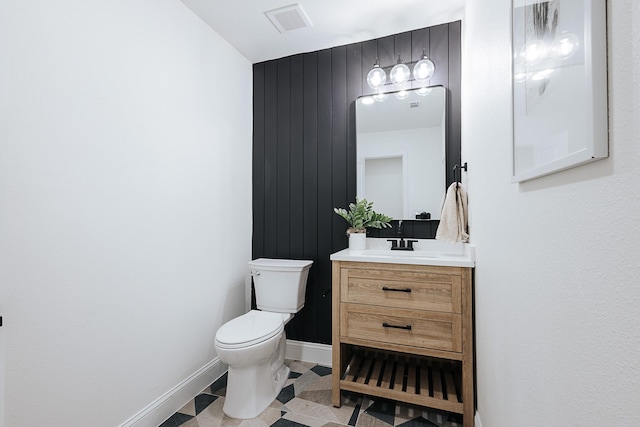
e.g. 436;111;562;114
330;238;475;267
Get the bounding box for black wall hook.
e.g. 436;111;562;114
453;162;468;183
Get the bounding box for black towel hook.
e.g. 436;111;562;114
453;162;468;184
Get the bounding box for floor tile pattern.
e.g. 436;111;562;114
160;361;462;427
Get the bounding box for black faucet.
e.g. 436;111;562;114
389;238;418;250
387;221;418;251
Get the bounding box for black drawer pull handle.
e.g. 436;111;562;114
382;286;412;293
383;322;412;331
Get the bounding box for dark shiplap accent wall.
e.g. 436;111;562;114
252;21;461;344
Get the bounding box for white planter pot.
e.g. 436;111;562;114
348;233;367;251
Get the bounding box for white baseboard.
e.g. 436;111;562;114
475;411;483;427
285;339;332;367
120;341;329;427
119;357;227;427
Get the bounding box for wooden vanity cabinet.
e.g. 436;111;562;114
331;260;474;426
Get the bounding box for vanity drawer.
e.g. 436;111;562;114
341;303;462;352
340;267;461;313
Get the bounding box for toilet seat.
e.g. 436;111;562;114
215;310;284;349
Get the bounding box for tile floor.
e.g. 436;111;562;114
160;360;463;427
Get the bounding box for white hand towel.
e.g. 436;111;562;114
436;182;469;243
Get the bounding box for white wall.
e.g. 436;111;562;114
0;1;252;426
358;127;445;219
0;2;8;424
463;0;640;425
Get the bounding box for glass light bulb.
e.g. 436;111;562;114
366;61;387;90
413;56;435;82
390;59;411;85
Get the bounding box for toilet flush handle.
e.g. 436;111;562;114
251;270;260;276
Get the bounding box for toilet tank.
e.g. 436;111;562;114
249;258;313;313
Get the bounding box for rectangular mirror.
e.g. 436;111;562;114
356;86;446;220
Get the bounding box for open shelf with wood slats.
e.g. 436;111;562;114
340;348;464;414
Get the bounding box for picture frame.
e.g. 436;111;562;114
511;0;608;183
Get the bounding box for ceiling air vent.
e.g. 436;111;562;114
409;102;420;109
265;4;313;33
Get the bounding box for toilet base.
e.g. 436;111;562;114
222;333;289;419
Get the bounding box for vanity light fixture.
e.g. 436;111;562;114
413;49;436;83
389;55;411;86
366;51;436;90
366;58;387;90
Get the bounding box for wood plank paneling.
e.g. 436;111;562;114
346;44;362;215
331;46;348;253
361;40;378;97
410;28;430;90
276;57;291;258
300;52;319;341
315;48;333;343
448;22;463;187
394;32;412;71
290;55;304;258
411;28;430;63
252;22;462;344
429;24;456;185
263;61;278;257
252;63;265;259
429;24;449;91
327;45;348;343
377;36;395;69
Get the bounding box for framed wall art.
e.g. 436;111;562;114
512;0;608;183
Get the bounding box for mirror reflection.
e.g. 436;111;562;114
356;86;446;220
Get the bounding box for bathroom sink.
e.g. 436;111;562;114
362;249;440;258
329;239;475;267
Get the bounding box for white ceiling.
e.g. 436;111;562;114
180;0;465;64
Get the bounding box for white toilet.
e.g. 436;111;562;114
214;258;313;419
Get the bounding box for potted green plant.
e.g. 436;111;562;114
334;197;393;250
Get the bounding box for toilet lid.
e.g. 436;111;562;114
215;310;284;349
